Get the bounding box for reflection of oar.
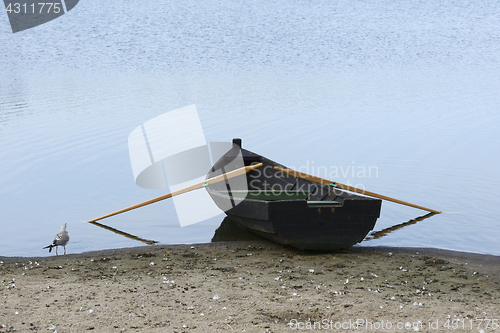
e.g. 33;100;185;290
274;166;441;214
364;212;437;241
85;163;263;224
89;221;159;245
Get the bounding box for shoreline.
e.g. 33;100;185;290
2;243;499;271
1;240;499;332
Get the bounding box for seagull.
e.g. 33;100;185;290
43;223;69;255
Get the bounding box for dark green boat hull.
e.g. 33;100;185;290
207;140;382;250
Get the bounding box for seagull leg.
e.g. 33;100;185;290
64;246;66;255
56;246;58;256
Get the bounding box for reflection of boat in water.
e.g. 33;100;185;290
363;212;437;241
206;139;382;251
211;217;266;242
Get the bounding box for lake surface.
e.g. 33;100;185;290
1;0;499;257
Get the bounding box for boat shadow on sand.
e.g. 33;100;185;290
211;216;266;242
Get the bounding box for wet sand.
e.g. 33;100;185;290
1;241;499;332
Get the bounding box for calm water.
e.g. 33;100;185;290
1;0;500;257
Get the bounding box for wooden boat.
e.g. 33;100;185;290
206;139;382;250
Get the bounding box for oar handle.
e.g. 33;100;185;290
86;193;173;223
274;166;441;214
86;163;263;223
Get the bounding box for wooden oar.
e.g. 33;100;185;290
274;166;441;214
86;163;263;223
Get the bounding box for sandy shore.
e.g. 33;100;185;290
1;241;499;332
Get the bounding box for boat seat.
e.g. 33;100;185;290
218;190;311;201
307;201;342;206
